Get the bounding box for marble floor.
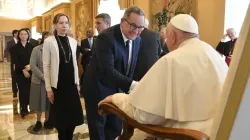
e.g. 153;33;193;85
0;62;146;140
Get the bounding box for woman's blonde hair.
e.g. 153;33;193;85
52;13;70;35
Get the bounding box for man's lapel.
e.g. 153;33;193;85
115;25;127;73
127;39;139;78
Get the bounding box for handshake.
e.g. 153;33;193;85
23;65;31;78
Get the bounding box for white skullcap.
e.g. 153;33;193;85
170;14;199;34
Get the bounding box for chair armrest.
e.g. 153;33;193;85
98;103;209;140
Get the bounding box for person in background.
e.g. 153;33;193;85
12;28;34;118
80;28;95;77
37;38;42;45
133;18;161;81
159;27;169;57
24;28;38;47
43;13;83;140
216;28;237;66
29;31;52;131
95;13;111;34
4;29;19;98
99;14;228;139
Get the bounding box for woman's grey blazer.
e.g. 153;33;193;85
30;45;44;84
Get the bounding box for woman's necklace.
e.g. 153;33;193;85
56;35;71;63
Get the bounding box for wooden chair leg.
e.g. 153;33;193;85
118;121;135;140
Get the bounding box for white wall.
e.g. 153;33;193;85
98;0;125;26
224;0;249;40
229;76;250;140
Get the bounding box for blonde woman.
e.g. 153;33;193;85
43;13;84;139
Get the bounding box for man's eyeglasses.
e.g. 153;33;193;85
124;19;144;32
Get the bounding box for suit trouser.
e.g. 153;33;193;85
84;98;122;140
80;63;89;85
17;75;31;107
11;63;18;94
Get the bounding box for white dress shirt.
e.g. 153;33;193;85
88;37;93;49
14;38;18;44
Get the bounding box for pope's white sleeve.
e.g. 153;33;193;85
112;93;166;125
112;93;135;118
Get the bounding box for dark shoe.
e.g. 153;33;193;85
13;93;17;98
33;121;42;132
23;106;29;115
44;120;53;129
20;106;26;118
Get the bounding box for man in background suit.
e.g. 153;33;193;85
133;19;161;81
82;6;145;140
4;29;19;97
80;28;95;77
159;27;169;57
95;13;111;34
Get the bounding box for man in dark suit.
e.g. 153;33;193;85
82;6;145;140
80;28;95;77
133;19;161;81
4;30;19;97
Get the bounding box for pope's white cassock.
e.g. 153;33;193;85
111;14;229;137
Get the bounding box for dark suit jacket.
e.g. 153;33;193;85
29;38;38;47
216;39;237;56
80;38;95;67
133;28;161;81
12;42;33;80
4;39;16;61
160;43;169;58
82;24;141;100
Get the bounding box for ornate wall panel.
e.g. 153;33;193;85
75;0;92;39
44;15;52;32
151;0;193;32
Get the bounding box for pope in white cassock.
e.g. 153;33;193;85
99;14;229;137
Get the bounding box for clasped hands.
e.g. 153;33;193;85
22;65;31;78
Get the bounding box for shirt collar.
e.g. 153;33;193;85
120;26;130;44
14;38;18;44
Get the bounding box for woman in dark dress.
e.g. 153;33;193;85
12;28;33;118
43;13;84;140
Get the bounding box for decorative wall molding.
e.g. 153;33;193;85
41;2;70;32
75;0;92;39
